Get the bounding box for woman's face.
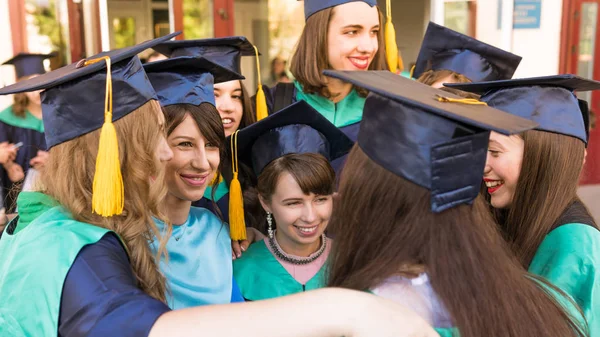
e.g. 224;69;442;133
327;2;380;71
214;81;244;137
261;172;332;249
484;132;525;209
155;108;173;164
165;114;220;202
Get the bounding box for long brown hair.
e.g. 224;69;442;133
163;103;227;217
290;6;387;98
417;69;472;86
494;130;595;267
40;100;168;301
12;93;28;117
239;81;256;129
328;145;585;337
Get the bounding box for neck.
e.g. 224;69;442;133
27;103;42;119
162;193;192;226
274;230;322;257
326;78;353;104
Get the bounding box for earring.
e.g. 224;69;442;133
267;212;273;239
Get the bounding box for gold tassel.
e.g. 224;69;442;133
409;64;416;79
436;95;488;106
253;45;268;121
385;0;399;73
229;130;247;240
84;56;124;217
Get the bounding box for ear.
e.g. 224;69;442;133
258;194;272;213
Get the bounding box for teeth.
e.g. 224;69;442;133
351;58;368;66
222;118;232;124
297;226;317;233
485;181;504;188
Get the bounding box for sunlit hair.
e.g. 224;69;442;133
39;100;169;301
417;69;472;86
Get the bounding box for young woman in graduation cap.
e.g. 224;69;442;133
0;34;440;337
261;0;403;172
324;70;587;337
151;37;263;236
0;53;55;213
143;51;252;308
449;75;600;336
413;22;522;88
232;100;353;301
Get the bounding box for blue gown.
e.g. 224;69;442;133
59;233;170;337
0;106;46;212
151;207;243;309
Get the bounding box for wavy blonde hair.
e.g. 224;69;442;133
39;100;168;301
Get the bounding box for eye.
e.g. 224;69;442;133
344;30;358;36
286;201;301;206
213;91;220;98
315;197;329;203
488;150;500;157
178;141;193;148
206;142;219;149
370;29;379;35
232;95;242;101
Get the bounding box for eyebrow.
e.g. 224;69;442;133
488;139;506;150
171;136;194;141
282;198;303;203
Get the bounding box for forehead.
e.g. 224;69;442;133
273;171;306;197
169;113;202;139
489;131;524;149
214;80;241;91
330;2;379;27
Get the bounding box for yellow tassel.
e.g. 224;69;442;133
385;0;399;73
229;131;247;240
85;56;124;217
397;50;405;73
409;64;416;79
436;95;488;106
253;45;268;121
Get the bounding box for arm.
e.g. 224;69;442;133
150;288;439;337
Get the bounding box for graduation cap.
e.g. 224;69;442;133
412;22;522;82
446;74;600;144
324;70;538;212
299;0;377;20
226;100;354;240
153;36;269;121
2;52;56;79
144;57;244;107
0;31;181;217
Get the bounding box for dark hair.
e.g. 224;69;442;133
238;81;256;130
417;69;472;87
290;6;387;98
328;145;585;337
246;153;336;233
438;86;480;99
163;103;226;213
493;130;595;266
12;93;28;118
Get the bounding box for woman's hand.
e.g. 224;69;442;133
30;150;49;170
0;142;18;165
232;227;266;259
5;162;24;182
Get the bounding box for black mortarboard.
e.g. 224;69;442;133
446;74;600;144
413;22;522;82
2;53;56;79
234;100;354;175
0;31;179;149
152;36;256;78
144;57;244;107
299;0;377;20
324;70;538;212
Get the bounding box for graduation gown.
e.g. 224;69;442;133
0;105;46;212
192;178;230;224
529;222;600;336
151;206;243;309
233;240;328;301
0;192;169;337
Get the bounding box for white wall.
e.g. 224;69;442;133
476;0;564;78
234;0;269;93
0;0;15;111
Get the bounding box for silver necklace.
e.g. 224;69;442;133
268;232;327;265
174;224;188;241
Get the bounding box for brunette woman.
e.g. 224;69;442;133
325;70;586;337
414;22;521;88
449;74;600;336
232;101;352;300
0;35;439;337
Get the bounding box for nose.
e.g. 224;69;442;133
301;203;318;223
158;136;173;162
483;152;492;175
190;147;211;172
356;32;377;54
217;95;234;114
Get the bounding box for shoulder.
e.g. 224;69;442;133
540;223;600;256
189;206;223;224
234;240;270;267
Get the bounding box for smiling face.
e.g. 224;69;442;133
484;131;525;209
214;80;244;136
327;2;380;71
261;171;332;251
165;113;220;202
